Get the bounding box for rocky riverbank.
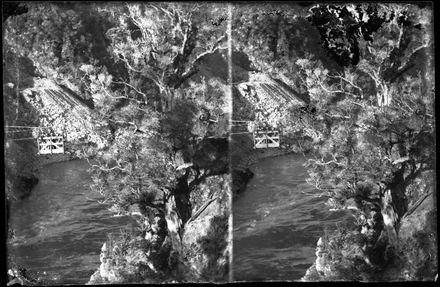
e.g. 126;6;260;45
232;148;294;195
231;130;296;195
5;143;79;201
87;173;230;284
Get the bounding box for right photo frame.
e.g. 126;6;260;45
230;2;436;282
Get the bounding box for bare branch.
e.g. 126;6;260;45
90;164;128;172
180;25;190;55
328;73;364;96
189;34;227;67
119;56;143;74
403;191;433;218
318;81;360;98
314;159;346;167
392;156;410;165
148;3;160;12
346;99;367;109
393;96;414;113
112;80;147;98
160;7;174;20
172;35;227;89
397;41;432;72
98;83;128;100
108;119;137;131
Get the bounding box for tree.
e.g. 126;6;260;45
232;3;340;95
105;2;229;112
76;4;232;280
297;3;434;273
4;2;121;99
5;2;231;281
307;3;433;106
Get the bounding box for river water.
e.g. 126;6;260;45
7;160;136;285
7;156;349;283
233;154;350;281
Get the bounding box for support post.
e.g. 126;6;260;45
265;133;267;148
266;129;268;148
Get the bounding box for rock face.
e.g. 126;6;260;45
22;78;104;148
232;168;254;195
235;72;307;127
87;236;161;284
87;173;231;284
182;175;230;282
5;140;40;200
88;242;123;284
301;238;329;281
385;182;437;281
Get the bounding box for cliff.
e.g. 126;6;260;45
21;78;104;149
88;172;230;284
235;72;307;127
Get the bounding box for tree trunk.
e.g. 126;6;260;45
160;97;167;112
169;89;175;111
368;170;409;265
377;83;392;107
389;168;408;220
161;88;175;112
173;172;192;225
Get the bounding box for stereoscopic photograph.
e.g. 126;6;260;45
4;1;436;284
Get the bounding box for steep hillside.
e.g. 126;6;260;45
235;72;307;127
21;78;103;149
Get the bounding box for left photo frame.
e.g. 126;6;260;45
4;2;233;284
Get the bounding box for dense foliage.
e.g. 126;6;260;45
81;3;230;281
232;3;339;95
231;2;435;280
5;2;231;282
4;1;435;282
297;3;435;279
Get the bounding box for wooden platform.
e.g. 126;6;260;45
254;130;280;148
37;136;65;154
230;121;280;149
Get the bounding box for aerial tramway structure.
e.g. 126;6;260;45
253;129;280;148
230;120;280;149
5;125;65;154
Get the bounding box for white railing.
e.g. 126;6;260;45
254;130;280;148
231;120;254;133
37;136;65;154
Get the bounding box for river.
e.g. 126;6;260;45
7;160;136;285
233;154;350;281
7;156;349;283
